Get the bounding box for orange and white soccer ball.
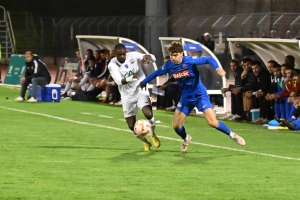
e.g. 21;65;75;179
134;119;151;136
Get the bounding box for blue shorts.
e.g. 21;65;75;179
176;94;213;115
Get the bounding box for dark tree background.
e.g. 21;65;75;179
0;0;145;17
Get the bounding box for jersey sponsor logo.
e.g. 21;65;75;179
172;69;190;79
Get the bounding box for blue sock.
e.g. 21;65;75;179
288;106;296;120
274;101;281;118
280;98;286;119
216;120;231;135
286;102;293;119
175;126;187;140
294;119;300;130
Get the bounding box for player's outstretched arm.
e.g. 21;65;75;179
189;56;226;77
140;63;169;88
132;52;156;64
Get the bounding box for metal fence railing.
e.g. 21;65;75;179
23;12;300;65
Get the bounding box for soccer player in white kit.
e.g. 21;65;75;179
108;43;161;151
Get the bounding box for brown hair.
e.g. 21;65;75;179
168;41;183;53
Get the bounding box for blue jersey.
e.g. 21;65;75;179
142;56;219;102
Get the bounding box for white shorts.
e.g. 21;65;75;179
122;91;151;118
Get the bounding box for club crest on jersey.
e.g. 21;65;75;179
125;64;129;68
130;59;135;64
182;64;187;68
173;69;190;79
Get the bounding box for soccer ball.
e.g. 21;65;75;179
134;119;151;136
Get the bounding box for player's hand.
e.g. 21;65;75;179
241;70;248;79
139;82;146;89
142;55;152;64
216;68;226;77
158;85;166;90
126;75;139;82
232;87;241;95
20;77;26;83
290;92;296;97
221;88;228;93
256;90;263;98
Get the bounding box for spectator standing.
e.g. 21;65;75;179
201;33;215;52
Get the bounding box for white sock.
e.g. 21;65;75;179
71;82;77;88
131;130;148;143
87;84;95;91
229;131;235;138
64;82;71;93
147;116;156;136
79;74;89;87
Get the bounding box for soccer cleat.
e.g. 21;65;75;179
27;97;37;103
14;96;24;102
150;134;161;148
181;134;192;152
227;114;234;120
281;120;296;130
144;142;152;151
231;132;246;146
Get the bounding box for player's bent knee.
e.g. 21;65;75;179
172;122;181;130
207;119;218;128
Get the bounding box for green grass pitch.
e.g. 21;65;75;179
1;86;300;200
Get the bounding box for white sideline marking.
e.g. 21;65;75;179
156;125;171;128
118;119;126;121
81;112;93;115
1;105;300;161
99;115;114;119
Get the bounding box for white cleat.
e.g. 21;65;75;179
14;96;24;102
232;132;246;146
27;97;37;103
181;134;192;152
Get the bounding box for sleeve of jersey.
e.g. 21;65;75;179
132;52;156;63
108;63;123;85
189;56;219;70
141;64;168;85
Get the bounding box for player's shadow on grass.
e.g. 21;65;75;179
109;151;157;162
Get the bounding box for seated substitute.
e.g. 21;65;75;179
14;51;51;103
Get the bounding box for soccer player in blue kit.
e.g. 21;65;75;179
139;41;246;152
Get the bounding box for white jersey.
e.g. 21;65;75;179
108;52;156;101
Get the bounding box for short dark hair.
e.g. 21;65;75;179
273;63;281;69
286;55;295;63
242;57;252;63
291;70;298;77
114;43;126;51
86;49;93;53
75;48;80;52
268;60;278;67
164;56;170;59
101;49;110;54
230;59;239;66
251;60;261;66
